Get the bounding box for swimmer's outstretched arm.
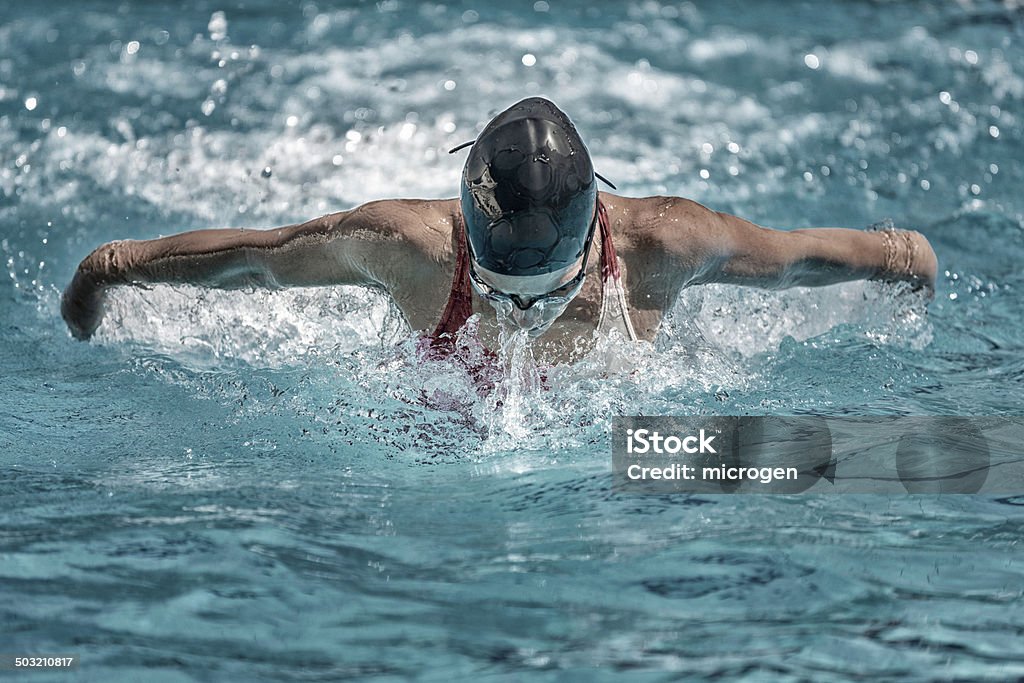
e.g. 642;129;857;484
663;200;938;292
61;200;434;340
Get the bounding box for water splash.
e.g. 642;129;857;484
95;284;397;369
483;317;544;449
35;270;934;461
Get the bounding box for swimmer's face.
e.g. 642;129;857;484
479;284;577;337
469;219;594;337
468;205;597;337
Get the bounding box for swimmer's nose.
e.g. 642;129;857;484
509;293;538;311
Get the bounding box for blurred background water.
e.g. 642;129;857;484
2;0;1023;680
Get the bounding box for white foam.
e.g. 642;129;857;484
96;284;401;368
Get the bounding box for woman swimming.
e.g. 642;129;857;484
61;97;937;361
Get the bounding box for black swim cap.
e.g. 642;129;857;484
460;97;597;277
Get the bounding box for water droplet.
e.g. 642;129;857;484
208;11;228;41
803;53;820;70
24;97;37;111
521;53;536;67
261;166;272;178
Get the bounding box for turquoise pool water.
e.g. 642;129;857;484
2;1;1023;680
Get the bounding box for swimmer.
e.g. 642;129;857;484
61;96;937;361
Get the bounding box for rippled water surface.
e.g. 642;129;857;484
2;1;1024;680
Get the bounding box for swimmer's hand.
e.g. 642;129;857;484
61;241;126;340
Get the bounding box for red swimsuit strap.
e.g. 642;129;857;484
429;211;475;346
430;198;615;345
596;198;619;282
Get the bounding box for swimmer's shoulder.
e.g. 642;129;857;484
599;192;719;260
307;197;459;260
328;197;458;239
